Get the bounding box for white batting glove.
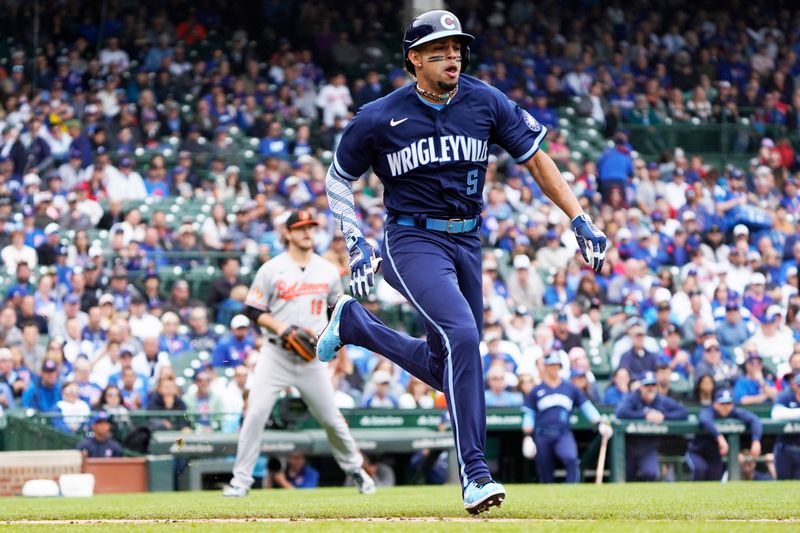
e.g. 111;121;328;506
598;421;614;439
522;435;537;460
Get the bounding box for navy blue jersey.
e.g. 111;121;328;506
615;390;689;421
774;390;800;446
334;75;547;218
523;380;599;433
688;406;762;456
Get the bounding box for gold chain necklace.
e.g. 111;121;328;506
415;83;458;103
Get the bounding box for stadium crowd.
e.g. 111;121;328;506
0;1;800;481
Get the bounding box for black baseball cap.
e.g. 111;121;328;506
286;210;319;230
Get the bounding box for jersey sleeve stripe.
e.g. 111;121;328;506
513;125;548;164
333;153;360;181
245;299;268;311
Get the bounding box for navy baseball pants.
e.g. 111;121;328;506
626;446;660;481
686;451;724;481
775;443;800;480
339;223;489;488
534;430;580;483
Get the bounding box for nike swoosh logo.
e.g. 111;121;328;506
390;118;408;127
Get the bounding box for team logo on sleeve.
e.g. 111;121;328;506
523;111;542;132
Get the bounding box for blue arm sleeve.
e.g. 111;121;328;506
491;93;548;164
698;407;719;437
579;400;601;424
615;393;645;419
735;408;763;441
522;405;535;432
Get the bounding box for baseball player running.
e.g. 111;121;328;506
317;10;607;513
771;373;800;479
521;352;612;483
223;210;375;497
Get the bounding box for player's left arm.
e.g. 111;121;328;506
524;151;607;272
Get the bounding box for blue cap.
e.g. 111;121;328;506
545;229;558;240
543;352;562;366
651;211;664;222
640;371;657;386
90;411;113;425
714;389;734;404
64;293;81;305
570;368;586;379
56;245;68;256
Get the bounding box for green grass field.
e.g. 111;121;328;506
1;483;799;531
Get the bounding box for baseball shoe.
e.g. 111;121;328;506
463;479;505;515
222;484;249;497
349;467;376;495
316;294;353;362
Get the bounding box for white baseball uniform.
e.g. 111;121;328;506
229;252;363;489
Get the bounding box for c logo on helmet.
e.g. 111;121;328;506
440;14;456;29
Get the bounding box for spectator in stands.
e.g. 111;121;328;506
751;305;794;367
686;389;762;481
207;258;246;316
603;367;630;406
551;311;583;354
695;338;738;390
147;375;190;431
361;370;399;408
162;280;204;323
597;133;634;203
212;314;255;368
183;369;225;431
76;412;123;458
158;312;190;357
116;363;148;411
536;230;571;272
617;322;660;384
398;377;435;409
53;380;91;434
132;336;171;386
616;371;689;481
0;347;25;401
187;306;218;353
733;350;778;406
70;358;102;407
507;254;544;310
717;302;756;351
49;293;87;340
484;364;523;407
22;359;62;412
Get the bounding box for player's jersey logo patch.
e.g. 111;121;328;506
522;111;542;132
390;118;408;127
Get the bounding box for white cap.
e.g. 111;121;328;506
230;315;250;329
284;176;300;188
98;294;114;306
653;287;672;305
88;246;103;258
755;165;772;176
616;227;632;241
372;370;392;384
638;228;652;239
681;210;696;221
23;173;41;186
44;223;60;235
748;250;762;262
733;224;749;237
562;171;575;183
225;165;240;175
513;255;531;269
749;272;766;285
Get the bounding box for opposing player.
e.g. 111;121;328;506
317;10;607;513
520;352;612;483
223;210;375;497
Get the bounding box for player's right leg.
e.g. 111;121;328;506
224;351;289;496
685;451;708;481
296;362;376;494
533;434;557;483
555;431;580;483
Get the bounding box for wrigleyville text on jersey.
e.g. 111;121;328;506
386;135;489;177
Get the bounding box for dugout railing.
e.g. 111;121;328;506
1;404;787;487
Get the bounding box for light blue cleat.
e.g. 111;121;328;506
316;295;353;362
463;479;505;515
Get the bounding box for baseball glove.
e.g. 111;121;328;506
280;325;317;362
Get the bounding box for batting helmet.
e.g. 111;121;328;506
403;10;474;76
